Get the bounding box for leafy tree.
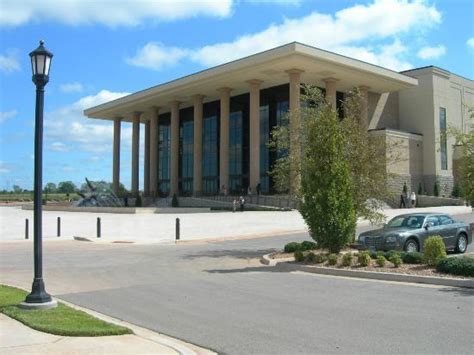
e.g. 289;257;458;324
12;185;23;193
57;181;77;194
44;182;57;193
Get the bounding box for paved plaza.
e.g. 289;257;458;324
0;205;471;244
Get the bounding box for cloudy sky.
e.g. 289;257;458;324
0;0;473;190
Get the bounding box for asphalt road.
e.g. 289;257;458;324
1;213;473;354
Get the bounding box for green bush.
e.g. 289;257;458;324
417;182;423;195
171;193;179;207
135;194;142;207
294;250;305;262
342;253;353;266
401;252;423;264
328;253;338;265
314;254;326;264
284;242;302;253
358;251;371;267
305;252;317;263
301;241;318;251
436;257;474;277
384;250;400;261
391;255;402;267
376;256;386;267
433;181;439;197
423;236;447;266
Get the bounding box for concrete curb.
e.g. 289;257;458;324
261;253;474;288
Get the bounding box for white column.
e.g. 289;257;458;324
131;112;141;195
170;101;180;196
193;95;204;195
144;119;150;196
149;107;159;197
323;77;338;108
247;79;263;191
112;117;121;195
218;87;231;192
287;69;304;195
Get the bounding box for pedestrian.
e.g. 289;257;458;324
232;199;237;213
399;194;406;208
256;183;261;196
239;196;245;212
410;191;416;208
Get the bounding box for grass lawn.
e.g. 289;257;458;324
0;284;132;336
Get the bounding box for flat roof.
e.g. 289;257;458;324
85;42;418;121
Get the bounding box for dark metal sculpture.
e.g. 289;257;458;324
75;178;123;207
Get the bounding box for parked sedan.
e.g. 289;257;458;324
357;213;472;253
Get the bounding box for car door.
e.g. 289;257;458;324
424;215;445;245
438;215;457;249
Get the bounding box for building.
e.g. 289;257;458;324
84;42;473;198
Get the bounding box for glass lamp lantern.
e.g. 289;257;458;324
29;40;53;83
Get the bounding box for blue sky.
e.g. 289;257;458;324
0;0;473;191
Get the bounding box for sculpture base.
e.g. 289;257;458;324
19;299;57;310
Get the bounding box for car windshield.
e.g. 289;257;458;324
386;215;425;229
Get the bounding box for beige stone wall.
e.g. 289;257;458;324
368;92;399;130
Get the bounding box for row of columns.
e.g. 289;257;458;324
111;72;369;196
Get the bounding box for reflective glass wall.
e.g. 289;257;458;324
158;113;171;196
202;101;220;194
179;107;194;195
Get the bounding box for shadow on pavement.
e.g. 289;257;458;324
183;248;277;260
437;287;474;297
205;264;288;274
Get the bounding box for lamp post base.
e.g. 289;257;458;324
20;278;57;310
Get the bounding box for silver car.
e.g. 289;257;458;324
357;213;472;253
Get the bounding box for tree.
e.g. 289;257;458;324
270;85;392;225
12;185;23;193
298;100;356;253
44;182;57;193
57;181;77;194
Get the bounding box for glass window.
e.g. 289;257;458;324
260;105;270;192
425;216;440;227
440;107;447;170
203;115;218;194
180;120;193;194
159;124;171;195
439;215;454;225
229;111;243;192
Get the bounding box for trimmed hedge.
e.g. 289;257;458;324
401;252;423;264
301;241;318;251
437;257;474;277
284;241;318;253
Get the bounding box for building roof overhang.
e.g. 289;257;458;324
84;42;418;121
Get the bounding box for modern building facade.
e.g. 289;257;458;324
84;42;473;198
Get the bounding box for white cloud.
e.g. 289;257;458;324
49;142;70;152
44;90;131;154
0;0;233;27
127;0;441;71
60;82;83;93
417;45;446;59
126;43;189;71
0;110;18;123
0;161;12;174
0;50;20;73
467;37;474;48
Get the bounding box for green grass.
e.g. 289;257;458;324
0;193;79;202
0;285;132;336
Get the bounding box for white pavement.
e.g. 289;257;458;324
0;205;471;244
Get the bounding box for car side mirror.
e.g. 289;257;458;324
423;224;429;230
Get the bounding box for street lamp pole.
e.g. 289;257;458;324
20;40;57;310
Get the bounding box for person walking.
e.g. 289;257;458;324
232;199;237;213
239;196;245;212
256;183;261;196
410;191;416;208
399;193;406;208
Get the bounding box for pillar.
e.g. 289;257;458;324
247;79;263;191
112;117;121;195
193;95;204;195
149;107;159;197
144;118;150;196
287;69;304;195
323;77;338;108
359;85;370;129
170;100;180;196
131;112;141;195
218;87;231;191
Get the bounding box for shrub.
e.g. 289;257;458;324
342;253;353;266
135;194;142;207
376;256;386;267
417;182;423;195
294;250;305;262
301;241;318;251
401;252;423;264
314;254;326;264
305;252;317;263
433;181;439;197
436;257;474;277
384;250;400;261
284;242;302;253
423;236;447;266
391;255;402;267
328;254;338;265
358;251;371;267
171;193;179;207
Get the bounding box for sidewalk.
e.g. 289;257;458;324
0;302;215;355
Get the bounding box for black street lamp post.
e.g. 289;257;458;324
20;40;57;310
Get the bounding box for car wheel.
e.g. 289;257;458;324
455;234;468;254
404;239;419;253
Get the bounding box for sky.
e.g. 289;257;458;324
0;0;473;191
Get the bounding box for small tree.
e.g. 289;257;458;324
433;181;439;197
57;181;77;194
